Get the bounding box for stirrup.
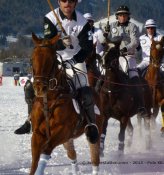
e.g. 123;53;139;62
14;120;31;135
84;123;99;144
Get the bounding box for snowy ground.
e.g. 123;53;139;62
0;77;164;175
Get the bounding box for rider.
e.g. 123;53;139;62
137;19;164;74
106;5;147;116
14;0;99;144
83;13;105;83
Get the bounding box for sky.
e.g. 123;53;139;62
0;77;164;175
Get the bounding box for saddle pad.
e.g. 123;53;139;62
72;99;100;115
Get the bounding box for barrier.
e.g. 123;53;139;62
19;77;29;86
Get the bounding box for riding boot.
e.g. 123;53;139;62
14;80;34;135
95;78;103;93
130;76;147;116
78;86;99;144
14;104;32;134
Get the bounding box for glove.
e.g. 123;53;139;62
120;47;127;56
62;35;72;47
63;58;77;69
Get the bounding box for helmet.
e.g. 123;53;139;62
144;19;157;28
83;13;94;21
115;5;130;15
78;0;82;2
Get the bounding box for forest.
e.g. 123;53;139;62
0;0;164;35
0;0;163;61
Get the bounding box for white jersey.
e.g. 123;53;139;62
140;33;163;62
138;33;164;70
45;8;88;61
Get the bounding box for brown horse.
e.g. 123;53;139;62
144;37;164;136
99;41;152;155
29;33;103;175
85;44;102;87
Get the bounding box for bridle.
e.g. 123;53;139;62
32;44;61;90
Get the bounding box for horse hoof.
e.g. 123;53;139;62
85;124;99;144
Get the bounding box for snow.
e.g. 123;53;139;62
0;77;164;175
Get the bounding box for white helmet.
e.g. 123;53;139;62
83;13;94;21
78;0;82;2
145;19;157;28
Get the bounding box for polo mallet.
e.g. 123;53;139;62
106;0;110;32
47;0;73;49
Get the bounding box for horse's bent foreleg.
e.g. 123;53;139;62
88;142;100;175
63;139;79;174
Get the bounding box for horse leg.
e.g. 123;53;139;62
63;139;79;175
137;114;142;137
34;125;66;175
144;116;152;149
118;119;127;155
99;116;108;157
88;142;100;175
161;104;164;137
126;118;133;147
30;133;46;175
151;106;159;129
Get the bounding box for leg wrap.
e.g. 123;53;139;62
34;154;51;175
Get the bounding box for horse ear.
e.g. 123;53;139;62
32;32;42;45
50;34;61;45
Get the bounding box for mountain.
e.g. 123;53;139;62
0;0;164;36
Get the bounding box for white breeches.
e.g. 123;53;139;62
66;62;89;89
119;55;139;79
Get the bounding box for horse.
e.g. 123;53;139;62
141;37;164;136
85;43;102;87
98;40;152;155
29;33;104;175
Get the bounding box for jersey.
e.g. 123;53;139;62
138;33;164;71
109;21;139;56
44;8;93;62
140;33;163;62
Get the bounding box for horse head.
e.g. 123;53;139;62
102;38;121;70
150;37;164;67
31;33;60;97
